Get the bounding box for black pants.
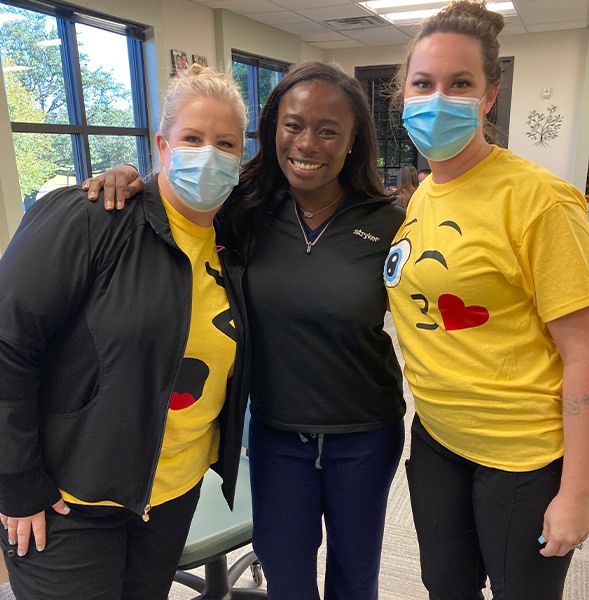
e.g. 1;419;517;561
407;416;572;600
0;482;201;600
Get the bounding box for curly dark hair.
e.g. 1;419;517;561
221;61;386;250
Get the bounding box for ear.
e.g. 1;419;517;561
155;131;168;165
484;82;500;115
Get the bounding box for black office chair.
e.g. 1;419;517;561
172;407;267;599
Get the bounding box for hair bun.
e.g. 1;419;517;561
442;0;505;36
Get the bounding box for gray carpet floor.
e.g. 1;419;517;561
2;314;588;599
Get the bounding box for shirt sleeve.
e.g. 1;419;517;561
0;187;93;516
518;184;589;324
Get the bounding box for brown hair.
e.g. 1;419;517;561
391;1;504;108
395;165;419;208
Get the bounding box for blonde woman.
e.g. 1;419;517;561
0;64;250;600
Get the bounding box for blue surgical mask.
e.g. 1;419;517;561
402;92;482;161
164;143;240;212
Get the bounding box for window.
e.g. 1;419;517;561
356;65;416;192
0;1;149;209
231;50;290;161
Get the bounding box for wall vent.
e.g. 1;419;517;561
323;15;390;31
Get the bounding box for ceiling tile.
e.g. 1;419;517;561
499;23;528;35
191;0;589;49
513;0;587;12
312;39;367;49
277;21;337;35
196;0;278;11
343;26;405;40
296;5;374;21
243;11;308;25
519;9;586;24
270;0;353;9
527;20;587;31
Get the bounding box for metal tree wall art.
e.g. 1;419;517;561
526;105;563;147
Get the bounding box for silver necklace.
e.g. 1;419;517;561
294;201;336;254
296;191;344;219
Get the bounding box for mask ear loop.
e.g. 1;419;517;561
162;138;173;181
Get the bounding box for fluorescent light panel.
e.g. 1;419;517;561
370;1;516;23
360;0;446;8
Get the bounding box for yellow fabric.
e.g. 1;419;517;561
62;195;236;507
386;146;589;471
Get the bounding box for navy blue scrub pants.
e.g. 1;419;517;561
407;416;573;600
249;411;405;600
1;482;202;600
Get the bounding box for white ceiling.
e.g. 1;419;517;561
192;0;589;49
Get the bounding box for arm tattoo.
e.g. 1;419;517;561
562;394;589;417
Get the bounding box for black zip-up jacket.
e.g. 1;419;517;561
0;178;249;518
246;191;406;433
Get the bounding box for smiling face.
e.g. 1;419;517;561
275;80;355;202
404;32;498;157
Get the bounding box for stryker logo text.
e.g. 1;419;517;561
353;229;380;242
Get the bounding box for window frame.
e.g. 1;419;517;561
1;0;151;185
231;49;290;157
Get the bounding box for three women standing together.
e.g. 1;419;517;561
1;1;588;599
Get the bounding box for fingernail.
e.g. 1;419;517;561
18;550;26;557
62;505;70;514
116;201;124;210
37;545;44;552
538;535;546;544
89;192;96;199
8;538;15;545
82;182;88;189
106;201;114;210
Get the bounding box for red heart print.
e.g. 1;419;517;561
438;294;489;331
169;392;196;410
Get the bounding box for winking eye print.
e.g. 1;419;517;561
384;218;490;332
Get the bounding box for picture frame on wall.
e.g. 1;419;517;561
171;49;189;76
192;55;208;67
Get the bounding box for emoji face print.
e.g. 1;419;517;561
384;217;489;332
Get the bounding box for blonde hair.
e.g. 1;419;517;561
159;63;247;141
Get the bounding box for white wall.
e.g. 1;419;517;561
500;29;589;185
327;29;589;190
213;9;301;70
0;55;21;254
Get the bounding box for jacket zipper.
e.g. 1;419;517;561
139;236;192;522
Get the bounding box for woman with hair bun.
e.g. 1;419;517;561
385;1;589;598
0;63;250;599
